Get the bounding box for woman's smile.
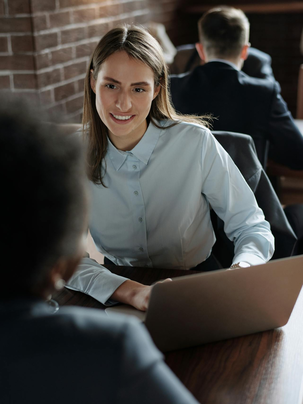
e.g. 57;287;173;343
110;113;136;124
90;50;160;151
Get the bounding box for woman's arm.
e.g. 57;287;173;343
201;130;275;266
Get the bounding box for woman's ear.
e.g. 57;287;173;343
153;81;161;100
90;69;96;94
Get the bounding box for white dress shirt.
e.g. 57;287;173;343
67;120;274;304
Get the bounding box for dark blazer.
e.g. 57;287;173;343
170;62;303;169
0;298;198;404
212;131;297;267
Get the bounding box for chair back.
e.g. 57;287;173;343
297;64;303;119
212;130;297;267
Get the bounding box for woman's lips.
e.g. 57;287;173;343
110;113;135;124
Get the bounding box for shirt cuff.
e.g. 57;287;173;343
232;253;268;267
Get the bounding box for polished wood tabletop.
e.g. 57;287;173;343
54;265;303;404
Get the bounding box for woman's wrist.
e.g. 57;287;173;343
111;279;151;311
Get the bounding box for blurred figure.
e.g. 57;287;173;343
0;99;199;404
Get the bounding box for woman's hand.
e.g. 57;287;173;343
111;278;172;311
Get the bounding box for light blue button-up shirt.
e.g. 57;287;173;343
67;120;274;304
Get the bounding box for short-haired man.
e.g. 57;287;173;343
170;6;303;169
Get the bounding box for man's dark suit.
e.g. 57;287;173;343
170;61;303;169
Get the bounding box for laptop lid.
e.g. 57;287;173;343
145;255;303;352
105;255;303;352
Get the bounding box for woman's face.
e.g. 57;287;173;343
90;51;160;150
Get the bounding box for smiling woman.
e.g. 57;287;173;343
66;25;274;312
90;51;160;151
84;25;205;185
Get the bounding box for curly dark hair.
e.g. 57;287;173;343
0;98;88;298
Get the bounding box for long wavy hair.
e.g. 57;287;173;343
83;25;209;185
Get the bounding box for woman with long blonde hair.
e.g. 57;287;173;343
67;25;274;311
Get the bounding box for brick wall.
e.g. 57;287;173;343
0;0;180;123
1;0;301;119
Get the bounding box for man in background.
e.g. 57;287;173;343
170;6;303;170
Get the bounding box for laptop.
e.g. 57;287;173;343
105;255;303;352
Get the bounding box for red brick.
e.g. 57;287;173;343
31;0;56;13
98;4;121;18
35;32;58;52
64;61;87;80
39;89;53;105
75;41;96;58
49;11;71;29
61;27;86;45
76;77;85;93
52;47;73;64
54;82;76;101
121;1;137;14
8;0;31;14
35;52;51;70
134;13;149;25
0;1;5;16
87;22;108;39
0;75;11;89
0;36;8;52
0;55;34;70
73;7;96;23
32;15;48;32
66;94;84;113
13;73;37;89
11;35;34;52
60;0;96;7
114;16;132;27
0;17;32;33
37;67;62;88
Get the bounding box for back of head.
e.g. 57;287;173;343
0;98;88;299
198;6;250;59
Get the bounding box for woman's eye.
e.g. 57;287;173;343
105;84;116;90
134;88;145;93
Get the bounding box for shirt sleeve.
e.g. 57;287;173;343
66;256;128;306
117;320;199;404
201;130;275;266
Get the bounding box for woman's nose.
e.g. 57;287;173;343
115;91;132;112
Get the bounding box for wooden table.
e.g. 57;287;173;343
54;265;303;404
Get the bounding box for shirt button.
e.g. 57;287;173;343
132;165;137;169
138;217;143;223
139;247;144;252
134;191;138;195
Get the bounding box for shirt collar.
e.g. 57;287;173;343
207;59;240;71
107;120;163;171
